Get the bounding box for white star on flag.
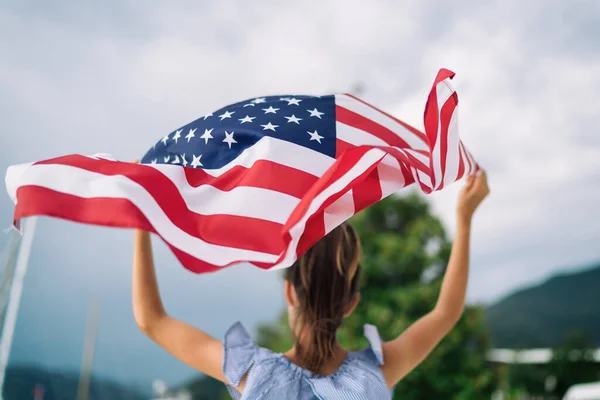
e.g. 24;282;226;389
239;115;256;124
185;128;196;142
261;122;279;132
286;98;302;106
218;111;235;121
307;130;324;144
308;108;324;119
285;115;302;124
200;128;214;144
190;154;203;168
172;130;182;143
223;131;237;149
262;106;279;114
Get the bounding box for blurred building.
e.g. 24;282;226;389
151;379;191;400
563;382;600;400
487;347;600;399
488;348;600;364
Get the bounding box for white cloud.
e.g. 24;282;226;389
396;1;600;301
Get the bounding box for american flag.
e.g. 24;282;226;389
5;69;478;273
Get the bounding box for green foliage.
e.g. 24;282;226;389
256;192;498;399
486;264;600;348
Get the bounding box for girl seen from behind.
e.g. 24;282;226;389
132;170;490;399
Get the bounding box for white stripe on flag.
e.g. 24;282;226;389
151;165;300;223
196;136;333;178
336;122;388;147
335;94;429;151
6;163;279;266
378;154;406;198
271;147;388;270
443;103;461;187
430;78;455;190
323;190;355;234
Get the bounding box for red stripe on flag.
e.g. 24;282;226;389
423;68;456;190
352;167;382;214
183;160;318;198
282;147;370;233
14;185;227;273
336;106;413;150
460;141;472;175
424;87;439;189
14;186;151;231
457;141;466;180
343;93;428;144
385;147;430;176
295;212;327;262
335;138;356;159
337;139;427;183
290;148;386;258
436;94;457;190
15;180;284;257
38;155;318;200
168;247;225;273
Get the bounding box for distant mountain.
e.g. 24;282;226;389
486;264;600;348
4;365;145;400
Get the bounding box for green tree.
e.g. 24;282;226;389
257;192;497;399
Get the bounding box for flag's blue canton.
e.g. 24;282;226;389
141;95;337;169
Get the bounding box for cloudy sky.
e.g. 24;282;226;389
1;0;599;389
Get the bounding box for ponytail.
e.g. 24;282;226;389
285;223;361;373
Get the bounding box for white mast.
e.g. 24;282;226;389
0;228;21;329
0;217;38;399
76;298;100;400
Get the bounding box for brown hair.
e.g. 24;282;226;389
285;222;361;373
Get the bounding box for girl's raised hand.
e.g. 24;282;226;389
457;169;490;222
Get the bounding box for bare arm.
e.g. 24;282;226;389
132;230;236;388
380;171;489;389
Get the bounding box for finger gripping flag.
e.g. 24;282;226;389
4;69;478;273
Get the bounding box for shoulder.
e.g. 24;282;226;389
222;322;283;387
346;324;396;397
352;324;385;366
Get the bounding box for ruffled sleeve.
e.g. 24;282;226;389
222;322;258;387
363;324;384;365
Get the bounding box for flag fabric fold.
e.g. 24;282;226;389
4;68;478;273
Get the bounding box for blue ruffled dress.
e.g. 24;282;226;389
222;322;393;399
